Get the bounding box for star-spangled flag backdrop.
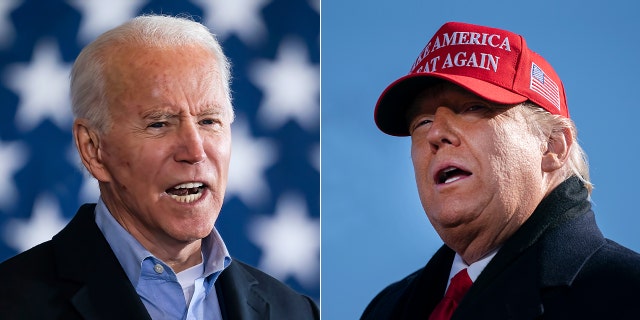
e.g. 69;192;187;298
0;0;319;302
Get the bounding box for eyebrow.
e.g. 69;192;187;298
197;107;227;117
140;105;228;120
141;110;177;122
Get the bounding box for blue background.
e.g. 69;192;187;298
322;0;640;318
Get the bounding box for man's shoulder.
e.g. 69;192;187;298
0;240;76;317
0;203;98;274
0;203;102;299
360;267;424;319
226;259;312;297
373;267;424;299
601;239;640;260
361;245;454;319
535;240;640;317
581;239;640;279
0;240;56;278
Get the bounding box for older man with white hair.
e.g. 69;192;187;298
0;15;318;320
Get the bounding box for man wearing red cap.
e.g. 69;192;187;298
362;22;640;319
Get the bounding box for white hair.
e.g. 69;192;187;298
70;14;233;133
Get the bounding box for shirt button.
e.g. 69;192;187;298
153;264;164;274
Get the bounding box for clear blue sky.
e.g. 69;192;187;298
321;0;640;318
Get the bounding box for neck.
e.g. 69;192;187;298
123;223;204;273
145;239;203;273
444;175;566;264
103;204;205;273
448;225;516;264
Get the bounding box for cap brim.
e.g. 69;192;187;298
374;73;529;136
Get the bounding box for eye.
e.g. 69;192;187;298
148;122;166;128
199;118;221;126
410;118;433;134
464;104;488;113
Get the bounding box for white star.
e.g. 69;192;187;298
0;0;20;48
193;0;270;46
226;116;276;207
0;139;27;210
69;0;144;44
3;193;68;253
3;40;73;132
248;193;319;288
251;38;319;130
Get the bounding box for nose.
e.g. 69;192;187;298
425;107;460;153
174;122;206;164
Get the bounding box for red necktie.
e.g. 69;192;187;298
429;268;473;320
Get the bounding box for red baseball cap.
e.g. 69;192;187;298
374;22;569;136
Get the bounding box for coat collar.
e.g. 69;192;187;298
383;245;454;319
454;176;605;319
474;176;603;289
216;260;270;320
52;204;151;319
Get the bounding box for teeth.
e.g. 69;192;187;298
172;182;203;189
167;182;205;203
169;190;203;203
438;167;463;184
444;175;462;184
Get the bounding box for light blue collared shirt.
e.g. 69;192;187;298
94;199;231;319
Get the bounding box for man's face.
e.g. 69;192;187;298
408;83;547;258
95;44;232;246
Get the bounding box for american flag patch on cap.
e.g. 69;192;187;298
530;63;561;110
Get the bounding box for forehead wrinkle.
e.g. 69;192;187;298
199;102;225;113
140;106;179;120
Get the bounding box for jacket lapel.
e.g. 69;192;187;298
454;245;545;319
216;260;267;320
391;245;455;319
53;204;151;320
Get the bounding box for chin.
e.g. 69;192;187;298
170;218;216;241
428;208;475;229
172;230;212;243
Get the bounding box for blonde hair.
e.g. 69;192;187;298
516;102;593;194
70;14;233;133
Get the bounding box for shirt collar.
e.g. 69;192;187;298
94;198;231;287
449;248;499;286
201;220;232;277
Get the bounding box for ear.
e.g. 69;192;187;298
73;119;111;182
541;127;573;173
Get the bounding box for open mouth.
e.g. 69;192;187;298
166;182;206;203
435;167;472;185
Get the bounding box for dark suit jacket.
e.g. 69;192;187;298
0;204;319;320
362;177;640;319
